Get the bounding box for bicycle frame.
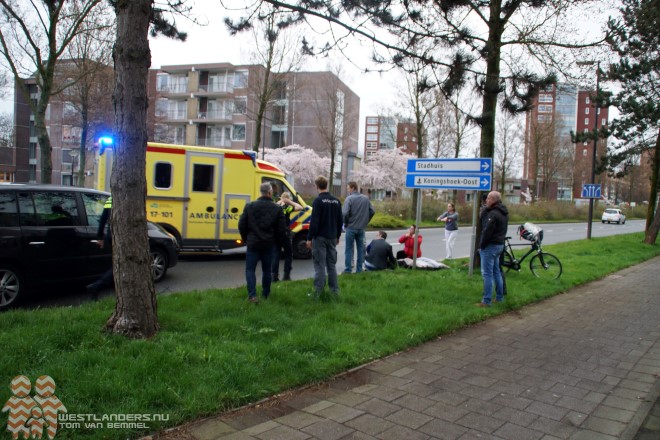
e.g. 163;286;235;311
501;237;541;271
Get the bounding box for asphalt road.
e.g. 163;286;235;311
25;220;646;308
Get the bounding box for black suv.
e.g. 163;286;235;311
0;184;178;310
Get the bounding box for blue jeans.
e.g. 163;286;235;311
344;228;365;273
480;244;504;305
245;246;275;299
312;236;339;294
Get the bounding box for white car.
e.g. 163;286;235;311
602;208;626;224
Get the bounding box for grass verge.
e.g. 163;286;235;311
0;232;658;439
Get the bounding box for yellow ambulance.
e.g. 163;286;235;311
97;142;312;258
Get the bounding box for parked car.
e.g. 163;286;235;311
0;184;178;310
601;208;626;224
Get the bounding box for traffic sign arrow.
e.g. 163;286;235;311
407;158;493;174
406;174;492;190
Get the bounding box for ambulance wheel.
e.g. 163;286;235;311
292;233;312;259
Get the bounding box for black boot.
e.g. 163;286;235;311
272;273;279;282
282;272;291;281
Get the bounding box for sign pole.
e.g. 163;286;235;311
412;188;422;269
469;191;478;277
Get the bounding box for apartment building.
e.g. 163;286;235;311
363;116;396;160
523;83;609;201
12;60;114;187
150;63;360;194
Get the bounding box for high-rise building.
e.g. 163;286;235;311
363;116;397;160
523;83;609;201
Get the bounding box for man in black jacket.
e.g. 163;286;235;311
477;191;509;307
239;183;288;303
365;231;397;271
306;176;343;298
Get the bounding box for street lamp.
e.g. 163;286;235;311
577;60;600;240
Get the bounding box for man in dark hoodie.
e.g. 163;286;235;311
477;191;509;307
306;176;343;298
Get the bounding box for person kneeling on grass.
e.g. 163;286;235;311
365;231;397;271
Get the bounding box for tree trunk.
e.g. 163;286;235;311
473;0;503;268
644;128;660;244
105;0;159;338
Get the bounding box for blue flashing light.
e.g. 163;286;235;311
98;136;114;146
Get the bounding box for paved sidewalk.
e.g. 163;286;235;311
153;257;660;440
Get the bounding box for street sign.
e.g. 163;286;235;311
581;184;601;199
406;174;492;190
407;158;492;174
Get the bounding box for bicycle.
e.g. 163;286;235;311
500;224;563;280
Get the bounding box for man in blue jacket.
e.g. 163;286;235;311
342;181;375;273
306;176;343;298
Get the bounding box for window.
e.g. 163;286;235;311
272;80;287;100
367;117;378;124
366;125;378;133
156;99;168;117
0;192;18;227
585;97;590;104
271;105;286;125
602;118;606;126
412;137;416;142
585;108;589;114
232;124;246;141
20;191;79;226
81;192;107;229
192;164;214;192
156;73;169;92
63;102;77;118
583;149;588;156
538;105;553;113
233;97;247;114
539;94;553;103
585;118;589;125
366;134;377;141
154;162;173;189
366;142;377;149
233;70;248;88
537;114;552;122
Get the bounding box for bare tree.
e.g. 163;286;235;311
0;112;12;148
58;3;115;187
229;6;306;154
494;110;524;194
0;0;104;183
308;63;358;195
527;114;575;200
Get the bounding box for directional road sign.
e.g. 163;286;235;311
406;174;491;190
581;184;602;199
407;158;492;174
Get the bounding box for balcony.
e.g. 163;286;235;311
196;111;231;122
156;110;188;122
197;83;233;95
195;138;232;148
157;84;189;95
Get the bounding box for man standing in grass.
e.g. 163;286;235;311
343;181;375;273
239;182;288;304
477;191;509;307
306;176;343;298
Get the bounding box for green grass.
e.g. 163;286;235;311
1;232;658;439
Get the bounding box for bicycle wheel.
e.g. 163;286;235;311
529;252;562;280
500;251;514;273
